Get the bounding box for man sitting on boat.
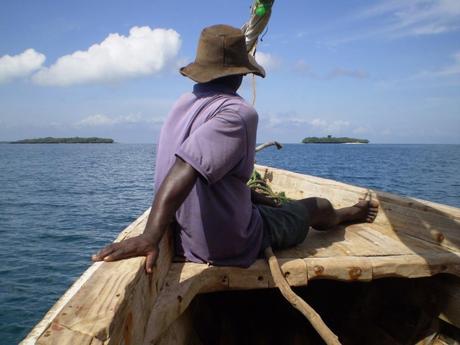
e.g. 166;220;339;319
92;25;379;272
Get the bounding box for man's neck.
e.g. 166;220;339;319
203;75;243;93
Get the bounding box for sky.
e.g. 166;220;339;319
0;0;459;144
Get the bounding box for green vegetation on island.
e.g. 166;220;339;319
302;135;369;144
10;137;114;144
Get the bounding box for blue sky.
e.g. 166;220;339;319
0;0;459;143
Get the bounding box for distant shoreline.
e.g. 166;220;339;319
302;136;369;144
9;137;114;144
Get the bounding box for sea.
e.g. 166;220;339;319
0;143;459;344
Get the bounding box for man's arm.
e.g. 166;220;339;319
92;157;198;273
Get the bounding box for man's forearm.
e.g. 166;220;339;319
92;158;198;272
144;157;198;244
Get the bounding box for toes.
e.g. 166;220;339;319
366;212;378;222
369;200;379;208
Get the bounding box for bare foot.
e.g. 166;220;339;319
338;199;379;224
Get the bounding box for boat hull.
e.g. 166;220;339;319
21;165;460;344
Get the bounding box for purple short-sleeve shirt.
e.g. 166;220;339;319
154;83;264;267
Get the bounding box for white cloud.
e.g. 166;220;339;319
255;51;280;71
75;114;142;127
75;113;165;128
435;51;460;77
33;26;181;86
353;126;370;134
327;68;369;79
293;59;311;74
310;118;350;133
355;0;460;38
262;113;352;133
413;51;460;79
289;61;368;80
310;118;328;128
0;49;45;83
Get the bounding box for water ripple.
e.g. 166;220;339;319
0;143;459;344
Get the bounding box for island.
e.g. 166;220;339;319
302;135;369;144
10;137;114;144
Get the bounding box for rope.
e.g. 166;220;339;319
252;73;257;106
248;167;340;343
264;247;342;345
243;3;341;344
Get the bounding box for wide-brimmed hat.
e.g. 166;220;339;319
180;24;266;83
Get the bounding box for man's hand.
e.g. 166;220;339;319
92;234;159;274
251;189;281;208
91;157;198;274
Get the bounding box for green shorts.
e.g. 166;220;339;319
257;201;310;251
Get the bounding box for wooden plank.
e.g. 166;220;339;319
256;164;460;256
256;166;374;203
29;210;174;345
276;224;416;259
352;225;414;254
20;262;104;345
143;263;212;345
36;323;103;345
156;306;200;345
143;258;308;345
377;191;460;220
305;257;373;281
21;209;151;345
324;226;407;256
369;253;460;278
383;231;452;256
379;210;459;251
256;165;460;223
281;228;352;258
144;251;460;345
25;165;460;345
256;165;460;219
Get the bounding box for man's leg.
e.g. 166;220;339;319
297;197;379;231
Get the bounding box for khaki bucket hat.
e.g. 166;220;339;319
180;24;266;83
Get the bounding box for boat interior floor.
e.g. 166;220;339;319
186;276;460;345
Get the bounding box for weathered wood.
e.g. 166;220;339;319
20;262;104;345
141;252;460;344
306;257;373;281
369;253;460;278
23;165;460;345
24;209;174;345
142;258;309;344
156;306;202;345
21;209;150;345
36;323;103;345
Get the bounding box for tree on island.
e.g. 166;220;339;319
11;137;114;144
302;135;369;144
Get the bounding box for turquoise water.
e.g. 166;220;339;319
0;143;459;344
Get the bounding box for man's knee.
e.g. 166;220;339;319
298;197;336;230
298;197;331;213
316;197;334;212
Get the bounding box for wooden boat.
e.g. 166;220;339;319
21;165;460;345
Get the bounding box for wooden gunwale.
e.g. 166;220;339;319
22;165;460;344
